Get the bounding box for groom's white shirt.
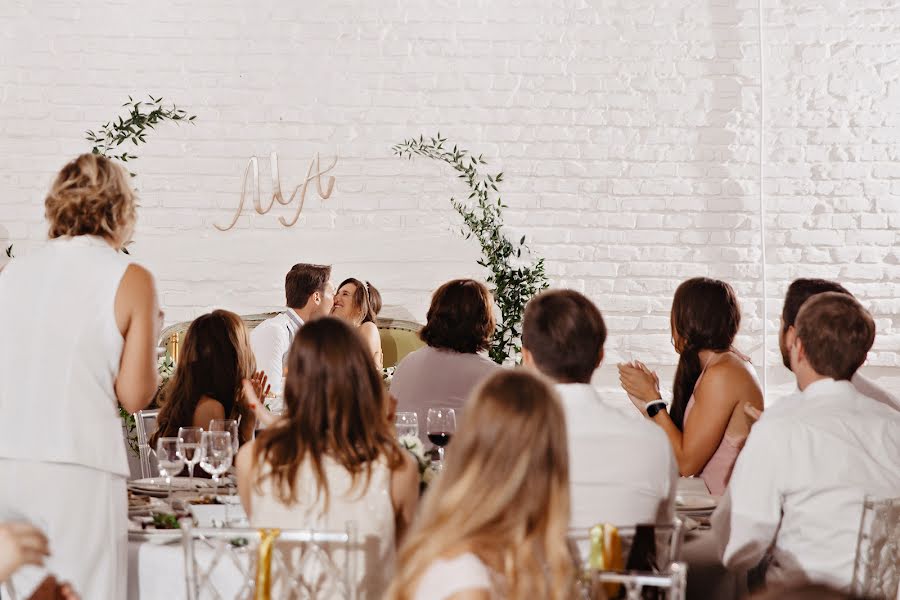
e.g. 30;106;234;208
556;383;678;531
250;308;304;394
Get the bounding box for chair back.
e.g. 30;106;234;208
568;521;685;573
135;408;160;479
581;562;688;600
159;314;424;369
851;495;900;599
182;521;358;600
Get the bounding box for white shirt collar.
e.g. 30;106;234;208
285;308;304;332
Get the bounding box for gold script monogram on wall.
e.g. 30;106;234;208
215;152;338;231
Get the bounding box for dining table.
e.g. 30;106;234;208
126;476;728;599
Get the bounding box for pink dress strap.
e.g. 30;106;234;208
683;350;749;495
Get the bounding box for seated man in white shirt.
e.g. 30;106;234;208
715;292;900;590
521;289;678;530
250;263;334;394
780;278;899;411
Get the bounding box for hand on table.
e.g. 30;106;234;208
0;521;49;583
617;360;662;414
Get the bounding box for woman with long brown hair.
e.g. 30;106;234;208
152;310;265;449
387;369;575;600
331;277;384;369
618;277;764;495
236;317;419;599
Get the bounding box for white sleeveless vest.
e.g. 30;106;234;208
0;235;132;476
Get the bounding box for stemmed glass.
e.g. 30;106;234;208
426;408;456;466
177;427;203;491
209;418;240;510
395;412;419;439
199;431;234;523
156;437;185;502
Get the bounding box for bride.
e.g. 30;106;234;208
332;277;383;369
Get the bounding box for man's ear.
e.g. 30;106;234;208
311;290;322;306
522;347;534;368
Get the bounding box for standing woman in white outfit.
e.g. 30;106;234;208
0;154;161;598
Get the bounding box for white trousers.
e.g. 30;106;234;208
0;459;127;599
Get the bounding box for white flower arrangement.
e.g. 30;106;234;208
399;434;439;489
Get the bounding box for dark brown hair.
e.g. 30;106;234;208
670;278;741;430
522;289;606;384
253;317;404;506
795;292;875;380
420;279;496;354
152;310;255;447
285;263;331;309
782;279;851;329
337;278;382;324
45;153;136;243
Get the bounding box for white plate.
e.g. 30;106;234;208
130;477;209;491
676;495;717;511
128;528;182;544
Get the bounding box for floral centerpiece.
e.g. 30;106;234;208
399;434;438;491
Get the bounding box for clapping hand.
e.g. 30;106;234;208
618;360;662;413
0;521;49;583
242;375;277;429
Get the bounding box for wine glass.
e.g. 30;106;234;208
199;431;234;518
209;418;240;509
209;419;240;456
177;427;203;491
156;437;185;502
395;412;419;439
426;408;456;466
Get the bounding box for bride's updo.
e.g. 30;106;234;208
44;153;136;245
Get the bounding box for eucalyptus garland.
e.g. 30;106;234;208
393;134;549;364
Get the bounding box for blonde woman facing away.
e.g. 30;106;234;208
387;369;575;600
237;317;419;599
0;154;161;598
331;277;384;369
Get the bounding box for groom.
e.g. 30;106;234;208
250;263;335;394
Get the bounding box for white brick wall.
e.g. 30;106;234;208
0;0;897;391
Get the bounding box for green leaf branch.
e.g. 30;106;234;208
85;95;196;175
393;133;549;365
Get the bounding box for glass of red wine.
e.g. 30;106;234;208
426;407;456;467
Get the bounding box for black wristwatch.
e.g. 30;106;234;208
646;400;667;418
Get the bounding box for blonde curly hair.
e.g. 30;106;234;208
44;153;136;244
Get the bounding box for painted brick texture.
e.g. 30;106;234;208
0;0;897;389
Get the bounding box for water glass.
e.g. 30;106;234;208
209;419;240;455
177;427;203;490
395;412;419;439
156;437;184;501
199;431;234;519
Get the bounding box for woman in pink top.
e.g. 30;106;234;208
618;278;764;495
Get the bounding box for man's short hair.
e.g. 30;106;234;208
782;279;851;330
522;289;606;384
285;264;331;309
795;292;875;380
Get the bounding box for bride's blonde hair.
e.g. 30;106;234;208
387;369;575;600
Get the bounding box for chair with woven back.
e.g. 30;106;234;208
181;521;358;600
851;495;900;600
568;521;686;600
